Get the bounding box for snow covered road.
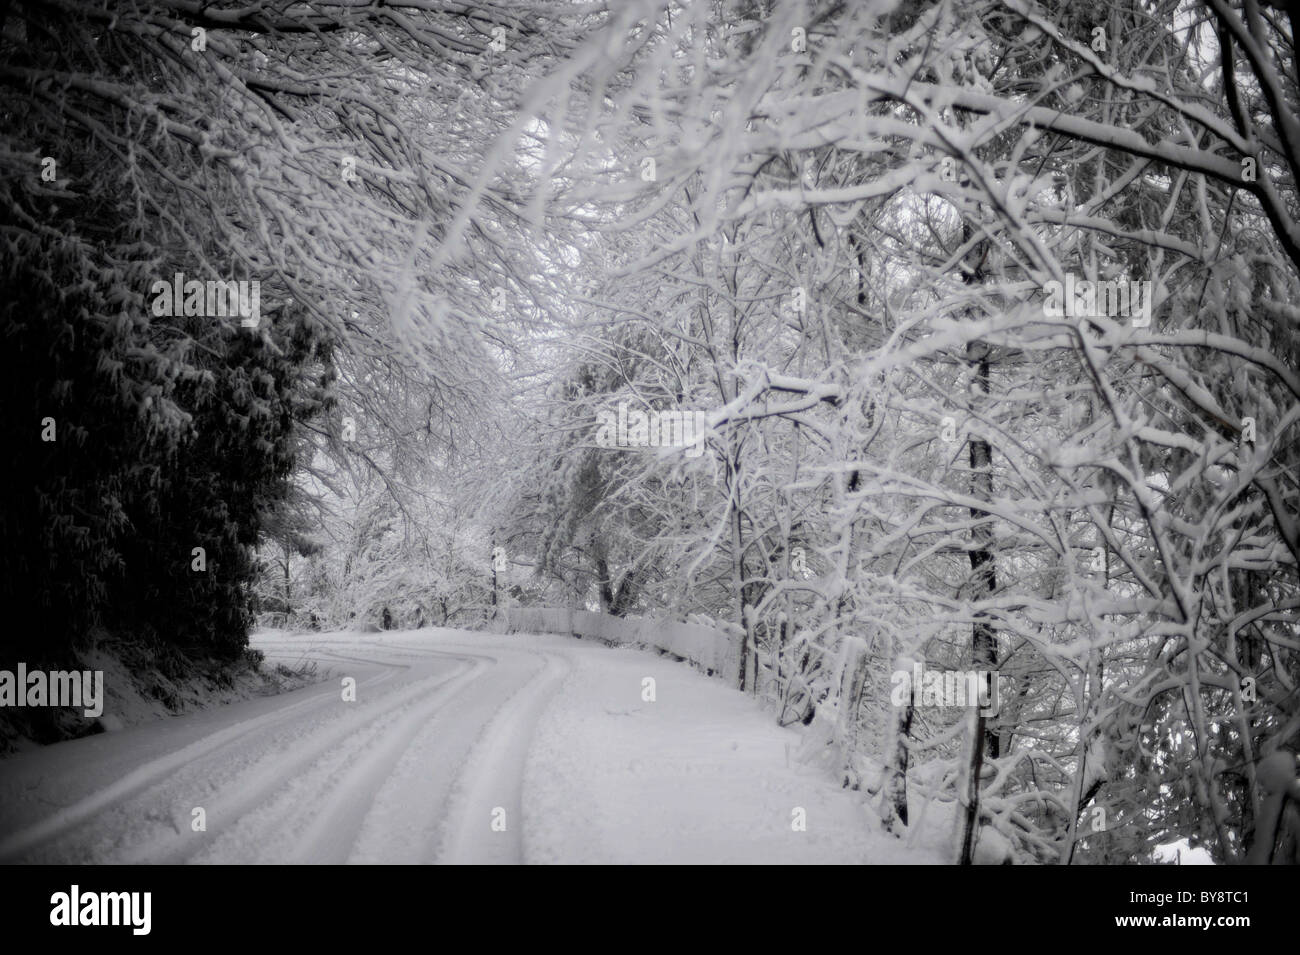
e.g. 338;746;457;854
0;629;935;864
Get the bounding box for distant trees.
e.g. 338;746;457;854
270;481;509;632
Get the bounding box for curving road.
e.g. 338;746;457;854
0;629;931;864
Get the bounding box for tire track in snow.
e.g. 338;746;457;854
0;650;488;862
0;680;363;862
432;649;571;864
131;653;495;864
5;634;591;865
243;652;494;864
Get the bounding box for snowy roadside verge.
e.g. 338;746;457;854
0;630;325;758
520;637;946;864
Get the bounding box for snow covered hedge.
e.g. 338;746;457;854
505;608;742;685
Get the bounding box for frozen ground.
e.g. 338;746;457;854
0;628;941;864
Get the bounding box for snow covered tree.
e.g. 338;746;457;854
509;0;1300;862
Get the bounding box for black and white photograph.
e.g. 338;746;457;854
0;0;1297;904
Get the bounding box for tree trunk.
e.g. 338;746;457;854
959;216;998;863
730;463;751;692
835;637;869;789
880;650;914;833
282;543;291;608
967;340;1000;760
958;703;986;864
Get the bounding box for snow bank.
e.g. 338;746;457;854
0;638;323;758
523;633;941;864
505;608;742;684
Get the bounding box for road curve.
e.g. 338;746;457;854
0;631;568;864
0;628;929;864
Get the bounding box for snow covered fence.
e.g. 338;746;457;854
504;608;743;684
